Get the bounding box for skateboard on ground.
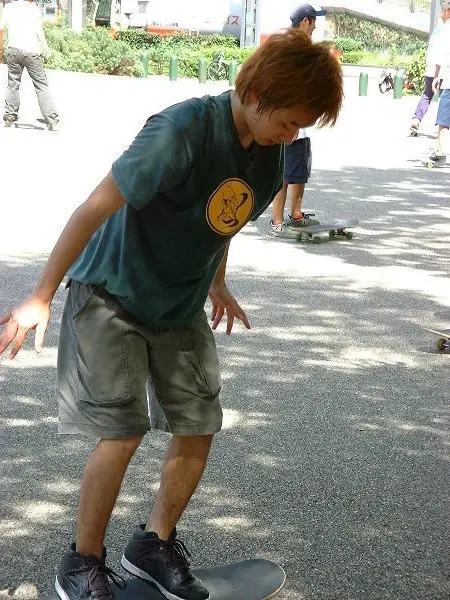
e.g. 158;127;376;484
295;218;358;244
112;559;285;600
422;153;447;169
423;327;450;352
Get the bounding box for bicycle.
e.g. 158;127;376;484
207;51;230;81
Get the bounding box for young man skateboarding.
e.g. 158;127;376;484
270;3;327;237
0;0;59;129
0;29;343;600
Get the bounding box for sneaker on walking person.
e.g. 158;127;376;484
122;525;209;600
55;544;125;600
287;212;320;227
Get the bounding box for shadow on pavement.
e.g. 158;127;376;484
1;163;449;600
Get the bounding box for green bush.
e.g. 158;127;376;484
146;45;253;78
116;29;161;49
342;51;364;64
331;14;427;54
407;48;426;95
333;37;363;52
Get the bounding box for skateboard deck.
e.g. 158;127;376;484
295;218;358;243
111;559;285;600
423;327;450;351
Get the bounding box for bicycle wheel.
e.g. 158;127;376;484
207;61;227;81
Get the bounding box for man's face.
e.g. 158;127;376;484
244;104;317;146
299;17;316;38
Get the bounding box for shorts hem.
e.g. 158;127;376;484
58;422;151;438
168;423;223;435
283;177;309;184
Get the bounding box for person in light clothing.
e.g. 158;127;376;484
429;0;450;163
410;6;449;135
0;0;59;129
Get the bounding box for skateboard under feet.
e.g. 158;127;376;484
111;559;286;600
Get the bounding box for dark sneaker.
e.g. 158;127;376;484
55;543;125;600
428;151;446;163
121;525;209;600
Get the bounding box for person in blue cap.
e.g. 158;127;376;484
270;4;328;237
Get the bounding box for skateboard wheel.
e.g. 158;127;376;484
329;230;336;238
345;231;353;239
427;162;434;169
296;235;305;242
313;236;321;244
437;338;447;351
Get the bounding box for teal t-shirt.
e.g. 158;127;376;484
68;91;283;328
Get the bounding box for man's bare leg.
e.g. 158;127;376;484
76;436;143;558
147;434;213;540
436;125;449;155
271;182;289;225
288;183;306;219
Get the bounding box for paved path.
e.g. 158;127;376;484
1;68;449;600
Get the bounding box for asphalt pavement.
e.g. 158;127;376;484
0;66;449;600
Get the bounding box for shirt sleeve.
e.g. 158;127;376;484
111;113;192;211
435;28;450;68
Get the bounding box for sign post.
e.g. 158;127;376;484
239;0;261;48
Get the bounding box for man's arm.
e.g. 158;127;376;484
208;243;251;335
0;171;126;358
0;12;6;62
36;18;50;57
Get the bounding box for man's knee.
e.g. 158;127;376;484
98;435;144;459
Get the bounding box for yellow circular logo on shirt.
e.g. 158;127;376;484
206;178;254;236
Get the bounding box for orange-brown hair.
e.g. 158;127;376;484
235;29;343;127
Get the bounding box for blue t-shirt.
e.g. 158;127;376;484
69;91;283;328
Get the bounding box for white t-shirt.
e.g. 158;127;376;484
0;0;45;55
435;20;450;89
426;22;444;77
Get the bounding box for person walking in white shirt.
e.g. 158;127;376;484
429;0;450;164
0;0;59;129
410;6;450;136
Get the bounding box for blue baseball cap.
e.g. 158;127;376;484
290;4;327;26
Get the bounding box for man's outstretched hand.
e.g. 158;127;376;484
208;282;251;335
0;297;51;359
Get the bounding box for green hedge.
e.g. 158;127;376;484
43;25;144;76
41;25;245;78
331;14;427;54
116;29;238;50
333;37;363;53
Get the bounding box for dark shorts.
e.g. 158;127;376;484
436;89;450;128
284;138;312;184
57;281;223;438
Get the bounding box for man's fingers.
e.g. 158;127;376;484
0;319;18;354
35;322;47;353
211;306;224;330
9;329;27;360
226;311;235;335
0;312;11;326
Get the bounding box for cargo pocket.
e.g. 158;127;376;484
180;312;222;397
72;285;138;406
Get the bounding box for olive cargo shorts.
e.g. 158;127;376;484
57;281;223;438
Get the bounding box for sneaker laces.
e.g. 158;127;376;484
83;564;126;600
163;536;194;580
